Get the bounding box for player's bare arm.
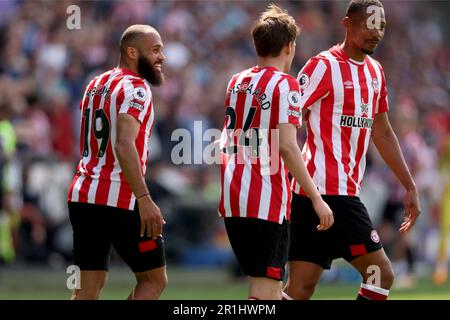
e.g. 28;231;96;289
278;123;334;231
115;113;164;238
371;112;421;232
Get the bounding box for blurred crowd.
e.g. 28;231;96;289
0;0;449;285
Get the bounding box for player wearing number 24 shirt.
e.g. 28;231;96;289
67;25;167;300
219;4;333;300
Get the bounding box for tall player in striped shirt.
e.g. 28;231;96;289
67;25;167;300
286;0;421;300
219;4;333;300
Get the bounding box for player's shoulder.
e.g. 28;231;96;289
307;50;334;65
84;69;113;92
121;74;149;88
229;70;245;82
298;51;332;78
366;55;384;71
226;68;249;86
119;75;151;98
86;69;111;87
275;72;298;88
91;68;148;87
113;75;151;106
263;72;299;96
234;67;255;79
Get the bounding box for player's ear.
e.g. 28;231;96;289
342;16;350;29
285;41;294;56
127;47;138;61
290;41;296;53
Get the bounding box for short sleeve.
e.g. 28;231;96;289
376;69;389;114
118;77;152;123
296;57;330;111
278;76;302;128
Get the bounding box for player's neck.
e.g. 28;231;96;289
340;41;366;62
118;59;139;76
257;57;286;73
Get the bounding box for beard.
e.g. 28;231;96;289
137;55;164;86
361;48;375;55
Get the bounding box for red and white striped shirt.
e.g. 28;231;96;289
219;66;302;224
68;67;155;210
291;44;389;196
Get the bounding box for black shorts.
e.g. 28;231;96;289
224;217;289;281
289;194;383;270
68;201;166;273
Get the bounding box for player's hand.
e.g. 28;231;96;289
137;196;165;239
399;188;421;233
311;196;334;231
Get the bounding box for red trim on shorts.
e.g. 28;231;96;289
138;240;158;253
266;266;281;280
350;244;367;256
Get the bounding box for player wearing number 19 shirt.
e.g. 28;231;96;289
67;25;167;300
219;4;333;300
285;0;421;301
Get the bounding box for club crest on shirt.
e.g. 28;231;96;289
298;73;310;89
133;87;147;102
361;99;369;116
372;78;379;93
287;90;301;108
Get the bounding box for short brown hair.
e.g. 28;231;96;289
251;4;300;58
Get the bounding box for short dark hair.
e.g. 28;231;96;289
251;4;300;58
120;24;155;55
346;0;383;19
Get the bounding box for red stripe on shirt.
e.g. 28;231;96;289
229;75;252;217
267;83;282;222
94;76;124;206
78;72;114;202
334;53;356;196
246;71;272;218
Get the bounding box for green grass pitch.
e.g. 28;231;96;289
1;266;449;300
